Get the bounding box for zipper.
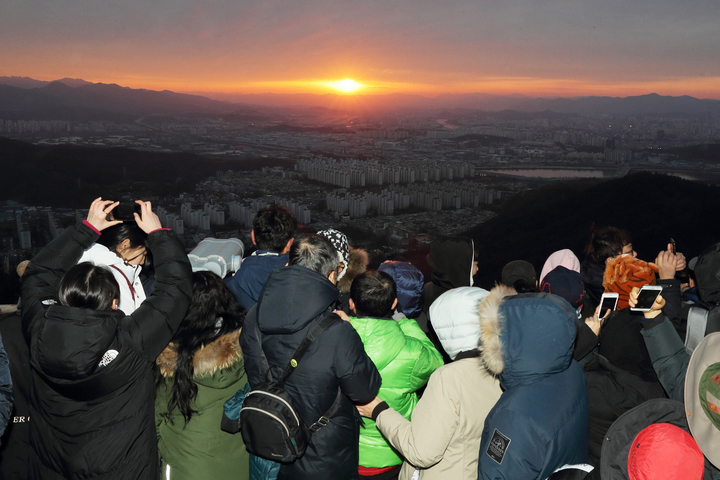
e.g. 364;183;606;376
245;391;301;426
242;407;291;437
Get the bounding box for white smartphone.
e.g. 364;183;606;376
599;293;619;318
630;285;663;312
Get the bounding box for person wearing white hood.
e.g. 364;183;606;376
357;287;503;480
78;222;148;314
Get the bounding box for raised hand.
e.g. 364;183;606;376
629;286;665;319
133;200;163;234
86;197;123;232
654;250;679;280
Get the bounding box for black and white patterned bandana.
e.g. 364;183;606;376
317;228;350;280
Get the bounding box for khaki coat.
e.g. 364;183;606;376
376;357;502;480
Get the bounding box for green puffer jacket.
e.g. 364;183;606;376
349;316;443;468
155;330;250;480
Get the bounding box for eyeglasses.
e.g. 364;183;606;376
125;249;148;265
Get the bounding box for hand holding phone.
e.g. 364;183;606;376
630;285;663;312
107;202;141;222
599;293;619;319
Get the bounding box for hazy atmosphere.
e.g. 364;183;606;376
3;0;719;97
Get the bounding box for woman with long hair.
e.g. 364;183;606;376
156;271;250;480
22;198;192;480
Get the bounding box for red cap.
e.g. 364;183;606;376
628;423;704;480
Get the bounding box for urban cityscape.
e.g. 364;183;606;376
2;82;719;305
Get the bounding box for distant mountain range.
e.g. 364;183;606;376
1;76;719;119
0;77;237;120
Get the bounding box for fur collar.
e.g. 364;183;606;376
337;247;369;293
156;329;242;378
477;284;516;375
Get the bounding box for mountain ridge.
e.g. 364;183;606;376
1;76;719;117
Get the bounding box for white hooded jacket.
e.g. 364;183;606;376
78;244;146;314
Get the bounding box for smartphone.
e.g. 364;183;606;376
631;285;663;312
599;293;619;318
108;202;140;222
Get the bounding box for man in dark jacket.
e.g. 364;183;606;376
241;234;381;480
226;205;297;310
21;199;192;480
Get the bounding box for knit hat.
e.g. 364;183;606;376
540;265;585;309
317;228;349;280
684;332;720;469
603;256;658;310
627;423;704;480
539;249;581;284
501;260;536;288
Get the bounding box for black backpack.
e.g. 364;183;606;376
238;314;342;463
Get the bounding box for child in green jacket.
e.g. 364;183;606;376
344;271;443;479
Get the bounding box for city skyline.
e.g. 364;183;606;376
3;0;719;99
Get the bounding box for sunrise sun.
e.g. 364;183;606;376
327;78;364;94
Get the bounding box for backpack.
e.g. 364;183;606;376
238;314;342;463
685;305;720;353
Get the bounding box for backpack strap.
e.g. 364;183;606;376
276;313;339;386
309;388;343;433
686;306;709;353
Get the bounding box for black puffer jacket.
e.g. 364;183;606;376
21;222;192;480
600;398;716;480
240;265;381;480
584;308;668;472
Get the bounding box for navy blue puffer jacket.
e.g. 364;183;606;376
477;286;589;480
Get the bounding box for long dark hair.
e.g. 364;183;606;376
160;271;245;425
97;223;147;252
59;262;120;310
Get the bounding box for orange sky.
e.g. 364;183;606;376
3;0;719;99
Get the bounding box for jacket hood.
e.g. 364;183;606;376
539;249;580;284
256;265;339;334
156;329;243;380
337;247;368;294
378;261;425;318
429;286;489;360
478;285;576;389
37;305;124;380
427;237;475;290
694;242;720;304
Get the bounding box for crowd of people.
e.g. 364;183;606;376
0;198;718;480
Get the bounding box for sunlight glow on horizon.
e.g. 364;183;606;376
13;72;720;100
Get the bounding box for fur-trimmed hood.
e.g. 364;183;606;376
478;285;577;389
156;329;243;379
337;247;368;294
